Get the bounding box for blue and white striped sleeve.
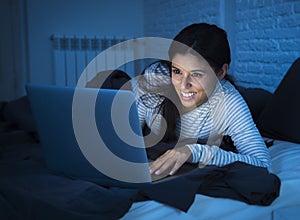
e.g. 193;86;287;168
135;92;165;132
187;91;271;169
136;97;147;128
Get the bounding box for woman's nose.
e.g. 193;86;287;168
180;74;192;89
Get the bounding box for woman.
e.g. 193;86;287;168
135;23;271;177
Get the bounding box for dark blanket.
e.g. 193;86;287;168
0;152;280;220
137;161;280;211
0;133;280;220
0;174;136;220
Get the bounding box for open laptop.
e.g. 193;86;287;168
26;84;174;188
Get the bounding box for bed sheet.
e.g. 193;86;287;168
122;140;300;220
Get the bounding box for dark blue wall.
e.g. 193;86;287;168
1;0;299;101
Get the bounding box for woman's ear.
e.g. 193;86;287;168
217;64;228;80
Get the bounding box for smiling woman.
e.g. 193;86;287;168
135;23;271;177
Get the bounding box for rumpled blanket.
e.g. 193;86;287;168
0;134;280;220
0;151;280;220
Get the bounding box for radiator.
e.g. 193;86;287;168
51;35;140;87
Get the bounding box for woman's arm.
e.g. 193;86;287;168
150;88;271;176
136;97;147;129
187;90;271;168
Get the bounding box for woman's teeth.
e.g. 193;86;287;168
181;92;196;98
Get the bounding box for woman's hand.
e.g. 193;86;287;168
149;145;192;176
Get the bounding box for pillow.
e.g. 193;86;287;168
2;96;37;133
257;57;300;144
85;69;132;90
0;101;7;121
237;86;272;122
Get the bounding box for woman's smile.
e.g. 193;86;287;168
180;91;197;100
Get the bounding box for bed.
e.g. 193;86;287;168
0;58;299;219
122;139;300;220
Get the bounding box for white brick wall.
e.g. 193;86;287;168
144;0;300;93
235;0;300;92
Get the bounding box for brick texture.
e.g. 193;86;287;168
235;0;300;92
144;0;300;93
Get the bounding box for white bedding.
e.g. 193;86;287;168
122;140;300;220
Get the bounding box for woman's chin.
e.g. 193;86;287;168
179;97;207;112
180;101;197;112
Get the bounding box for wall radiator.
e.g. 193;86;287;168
51;35;142;87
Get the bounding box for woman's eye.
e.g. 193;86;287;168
172;68;181;74
191;72;203;78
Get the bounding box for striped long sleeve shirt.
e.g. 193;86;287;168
135;62;271;169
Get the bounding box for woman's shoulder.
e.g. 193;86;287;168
220;79;244;100
220;79;251;112
220;79;237;94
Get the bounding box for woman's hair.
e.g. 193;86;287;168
168;23;231;74
140;23;232;142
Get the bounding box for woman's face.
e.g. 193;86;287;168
171;53;222;112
